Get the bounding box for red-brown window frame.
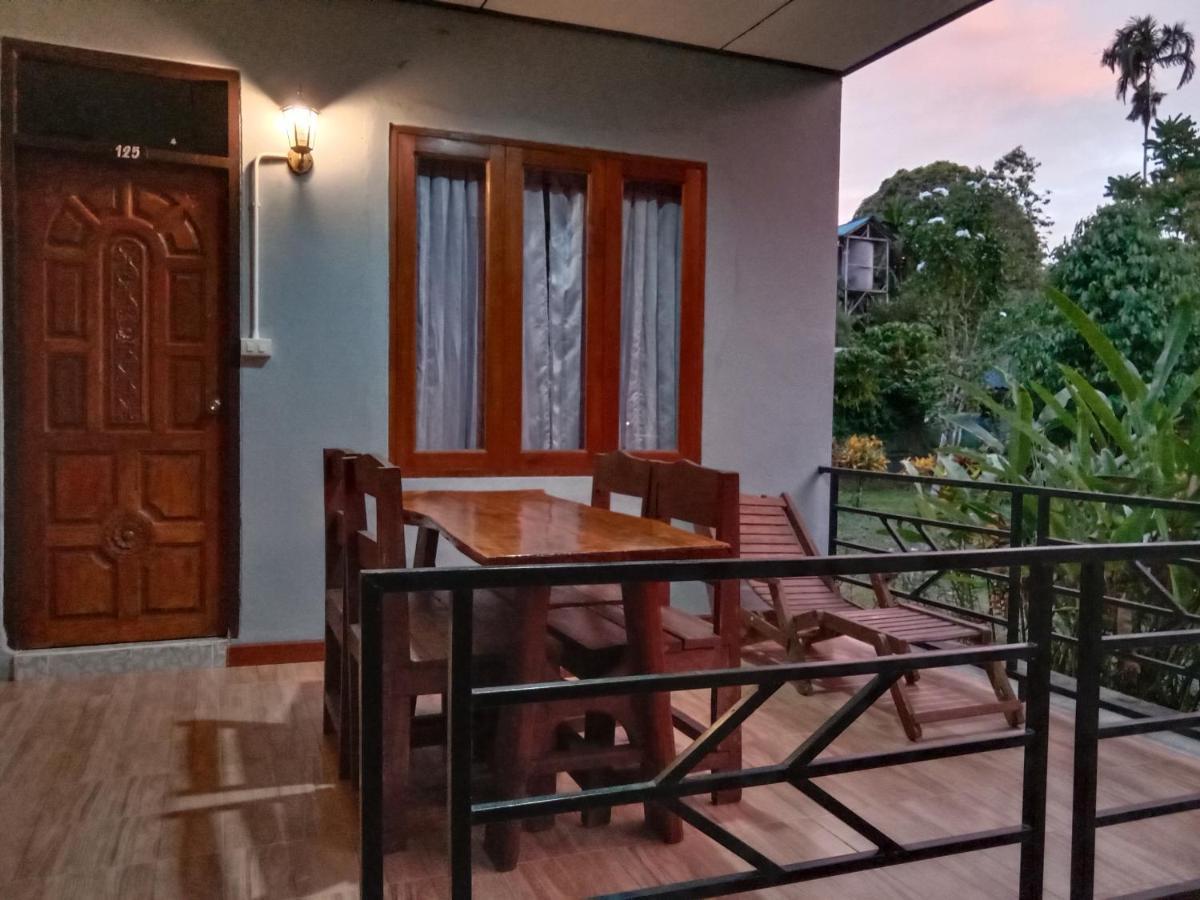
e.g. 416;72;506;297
389;125;705;476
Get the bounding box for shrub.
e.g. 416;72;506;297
832;435;888;472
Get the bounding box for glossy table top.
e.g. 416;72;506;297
403;489;729;565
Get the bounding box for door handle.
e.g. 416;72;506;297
207;397;222;415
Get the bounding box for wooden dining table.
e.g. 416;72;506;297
401;488;730;869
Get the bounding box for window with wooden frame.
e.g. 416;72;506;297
389;126;705;476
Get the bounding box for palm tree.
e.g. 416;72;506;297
1101;16;1195;179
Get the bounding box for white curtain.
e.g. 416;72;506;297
620;183;682;450
415;160;483;450
522;171;586;450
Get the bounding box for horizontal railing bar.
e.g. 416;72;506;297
595;825;1030;899
1124;651;1191;675
821;466;1200;513
1011;667;1200;739
1049;582;1200;622
1101;629;1200;650
471;644;1032;707
835;505;1011;538
470;730;1032;824
363;540;1200;594
1099;711;1200;739
801;730;1032;777
834;539;892;554
1095;791;1200;827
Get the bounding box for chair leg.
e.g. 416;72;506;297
877;636;922;741
580;713;615;828
985;659;1025;727
381;689;413;854
323;627;339;736
343;655;358;784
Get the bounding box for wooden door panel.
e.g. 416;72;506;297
11;149;227;648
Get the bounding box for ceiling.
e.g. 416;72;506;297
429;0;991;74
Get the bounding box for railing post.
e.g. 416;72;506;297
359;577;385;900
1019;560;1054;900
1070;561;1105;900
1007;489;1025;684
448;588;475;899
1035;494;1051;546
827;469;840;556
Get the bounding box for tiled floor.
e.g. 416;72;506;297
2;639;1199;898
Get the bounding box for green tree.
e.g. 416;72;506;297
1146;113;1200;241
833;321;943;450
1101;16;1195;178
999;200;1200;393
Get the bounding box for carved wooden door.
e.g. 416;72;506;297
9;150;228;648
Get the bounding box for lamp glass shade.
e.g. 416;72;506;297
282;104;317;153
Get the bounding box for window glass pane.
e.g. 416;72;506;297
522;169;586;450
620;181;682;451
415;159;484;450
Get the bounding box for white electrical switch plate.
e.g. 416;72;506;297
240;337;273;359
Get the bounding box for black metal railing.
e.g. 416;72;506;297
822;466;1200;715
356;540;1200;899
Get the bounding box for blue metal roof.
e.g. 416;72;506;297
838;216;874;237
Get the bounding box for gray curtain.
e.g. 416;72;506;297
522;171;586;450
415;160;483;450
620;183;682;450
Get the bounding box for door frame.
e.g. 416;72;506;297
1;39;242;646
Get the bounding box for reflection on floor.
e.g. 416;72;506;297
2;637;1199;898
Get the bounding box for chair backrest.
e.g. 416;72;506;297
590;450;653;514
323;448;358;595
739;493;837;590
647;460;740;641
648;459;740;552
344;454;407;634
737;493;820;559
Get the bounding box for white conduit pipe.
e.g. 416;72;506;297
249;154;288;340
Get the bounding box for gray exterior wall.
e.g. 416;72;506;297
0;0;840;658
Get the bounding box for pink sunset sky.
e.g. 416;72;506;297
840;0;1200;246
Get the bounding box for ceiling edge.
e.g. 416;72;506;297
398;0;845;78
839;0;994;76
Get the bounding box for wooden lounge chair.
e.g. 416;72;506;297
739;493;1023;741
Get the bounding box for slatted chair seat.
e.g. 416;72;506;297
548;604;719;675
345;591;512;670
823;606;986;645
738;492;1024;741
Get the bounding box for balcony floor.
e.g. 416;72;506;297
2;638;1199;899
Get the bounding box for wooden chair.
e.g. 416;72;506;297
341;454;510;852
739;493;1024;741
548;459;743;803
548;451;653;610
321;448;362;779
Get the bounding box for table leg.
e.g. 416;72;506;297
621;580;682;843
484;584;551;871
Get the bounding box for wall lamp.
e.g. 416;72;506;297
281;102;318;174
